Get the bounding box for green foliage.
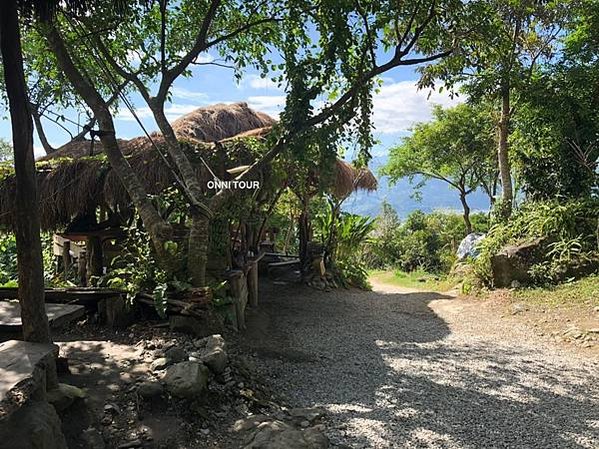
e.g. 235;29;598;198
0;233;17;285
364;208;490;274
512;64;599;199
99;224;188;315
314;203;375;289
0;139;12;162
474;199;599;285
0;232;63;287
382;103;497;202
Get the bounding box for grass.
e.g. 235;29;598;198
370;269;457;292
510;274;599;308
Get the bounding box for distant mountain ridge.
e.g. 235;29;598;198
343;155;491;218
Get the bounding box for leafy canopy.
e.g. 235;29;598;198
382;103;496;195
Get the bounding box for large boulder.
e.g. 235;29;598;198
490;238;547;287
163;362;209;399
169;312;224;337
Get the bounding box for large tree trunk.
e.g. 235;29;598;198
44;24;174;265
498;86;513;216
0;3;51;343
149;104;213;286
459;190;472;235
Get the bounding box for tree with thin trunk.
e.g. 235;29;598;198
0;1;50;342
381;103;497;234
420;0;572;217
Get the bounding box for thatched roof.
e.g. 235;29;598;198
0;102;376;231
171;102;275;142
332;160;378;199
40;102;274;161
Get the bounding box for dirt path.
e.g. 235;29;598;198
242;280;599;449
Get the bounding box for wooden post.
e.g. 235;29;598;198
228;271;247;330
248;261;259;308
62;240;71;281
77;251;87;287
86;236;103;285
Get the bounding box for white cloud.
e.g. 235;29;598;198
243;74;282;91
116;104;201;122
372;80;461;134
246;95;286;118
170;87;209;102
193;53;215;64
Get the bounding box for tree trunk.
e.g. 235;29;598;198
149;103;214;286
459;190;472;235
30;103;55;154
498;86;513;216
86;236;103;285
188;216;210;286
298;203;310;269
44;24;174;265
0;3;51;343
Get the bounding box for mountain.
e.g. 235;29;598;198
343;155;491;219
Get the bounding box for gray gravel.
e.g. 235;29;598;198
242;280;599;449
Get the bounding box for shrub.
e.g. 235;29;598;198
364;208;489;274
474;198;599;286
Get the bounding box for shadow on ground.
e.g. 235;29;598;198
242;281;599;448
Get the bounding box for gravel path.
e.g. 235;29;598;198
242;280;599;449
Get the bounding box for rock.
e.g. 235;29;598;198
150;357;170;371
193;337;209;348
104;403;121;415
244;420;329;449
165;346;187;363
510;303;528;315
491;238;548;288
201;335;228;374
137;381;164;399
233;415;271;432
169;312;224;338
205;334;227;352
457;233;485;260
0;400;68;449
46;383;86;412
163;362;209;398
287;407;325;423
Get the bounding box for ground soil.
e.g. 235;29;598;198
50;277;599;448
240;278;599;448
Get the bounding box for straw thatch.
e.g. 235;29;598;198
0;102;377;231
332;159;378;200
171;102;275;142
0;103;273;231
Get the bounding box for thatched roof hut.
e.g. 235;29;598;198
332;159;377;199
0;102;376;232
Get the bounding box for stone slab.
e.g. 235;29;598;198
0;301;85;330
0;340;58;419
